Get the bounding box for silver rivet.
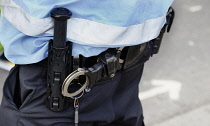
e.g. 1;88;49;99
110;74;115;78
85;87;91;93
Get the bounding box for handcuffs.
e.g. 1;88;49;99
62;48;123;98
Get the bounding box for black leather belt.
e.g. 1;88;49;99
62;42;148;98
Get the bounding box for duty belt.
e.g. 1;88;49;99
46;7;175;112
62;43;148;98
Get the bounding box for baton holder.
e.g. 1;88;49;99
46;8;72;112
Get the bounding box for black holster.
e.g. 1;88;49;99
46;8;72;112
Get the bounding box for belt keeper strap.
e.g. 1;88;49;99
86;62;104;88
85;48;122;88
100;49;122;77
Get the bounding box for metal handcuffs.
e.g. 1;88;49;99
62;68;89;98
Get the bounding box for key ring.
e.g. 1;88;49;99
62;68;89;98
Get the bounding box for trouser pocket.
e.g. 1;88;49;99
0;64;48;126
1;64;44;110
1;65;20;109
0;65;20;126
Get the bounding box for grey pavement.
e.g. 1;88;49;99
152;103;210;126
140;0;210;126
0;0;210;126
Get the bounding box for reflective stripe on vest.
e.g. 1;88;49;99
1;0;166;46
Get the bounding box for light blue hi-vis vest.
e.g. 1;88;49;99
0;0;174;64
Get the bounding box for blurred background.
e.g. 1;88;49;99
0;0;209;126
140;0;210;126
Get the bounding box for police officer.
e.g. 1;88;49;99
0;0;174;126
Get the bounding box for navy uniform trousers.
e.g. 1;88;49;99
0;44;152;126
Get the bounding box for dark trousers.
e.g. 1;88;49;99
0;45;152;126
